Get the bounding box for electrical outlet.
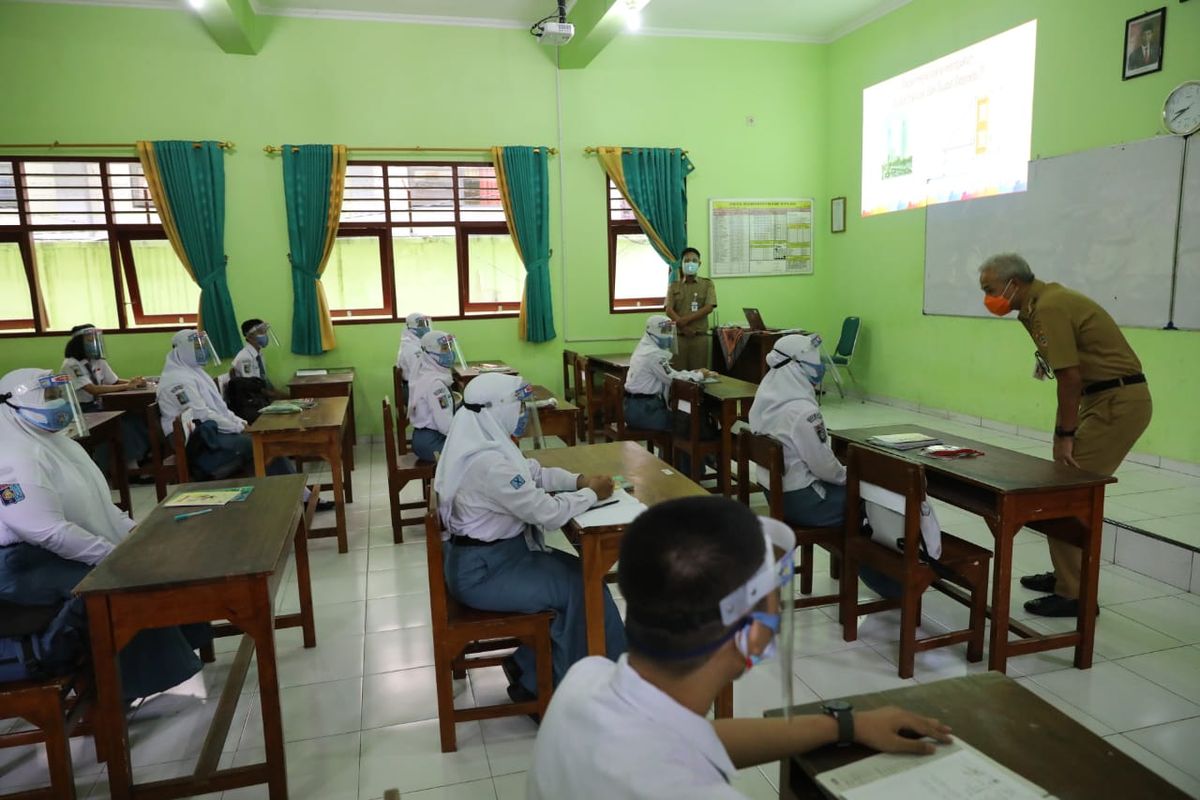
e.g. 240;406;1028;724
745;115;757;127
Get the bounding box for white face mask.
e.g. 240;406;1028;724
683;261;700;276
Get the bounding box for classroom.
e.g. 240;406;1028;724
0;0;1198;797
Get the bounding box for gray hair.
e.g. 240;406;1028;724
979;253;1035;283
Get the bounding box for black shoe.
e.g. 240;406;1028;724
1024;594;1080;617
315;499;336;512
1020;572;1057;593
501;655;522;688
505;681;541;724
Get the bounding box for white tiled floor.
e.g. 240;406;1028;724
3;402;1200;798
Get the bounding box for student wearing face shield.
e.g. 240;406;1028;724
528;496;952;800
231;318;286;400
61;323;152;478
408;330;467;461
435;372;625;704
397;312;433;383
664;247;717;371
0;368;211;695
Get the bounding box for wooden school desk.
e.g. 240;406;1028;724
287;368;356;471
585;353;631;378
773;672;1191;800
701;375;759;497
77;410;131;513
451;361;518;391
97;386;157;416
830;425;1114;673
76;474;317;800
247;397;353;553
529;384;581;447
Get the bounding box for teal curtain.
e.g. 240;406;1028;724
150;140;240;357
283;144;336;356
498;146;555;343
621;147;694;283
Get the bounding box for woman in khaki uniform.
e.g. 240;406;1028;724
979;253;1152;617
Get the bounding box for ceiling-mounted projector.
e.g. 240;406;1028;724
536;21;575;45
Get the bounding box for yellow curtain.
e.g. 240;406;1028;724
315;144;348;350
596;146;676;262
491;146;529;340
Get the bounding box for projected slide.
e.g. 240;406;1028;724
861;20;1036;217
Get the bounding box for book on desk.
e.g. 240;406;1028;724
865;432;943;451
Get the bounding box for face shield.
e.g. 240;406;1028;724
2;372;89;437
513;382;545;449
185;331;221;369
768;334;825;386
248;322;280;350
425;333;468;372
648;318;678;355
408;314;433;338
719;517;797;718
74;327;106;361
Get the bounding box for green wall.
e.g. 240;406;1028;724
0;0;1196;462
825;0;1200;463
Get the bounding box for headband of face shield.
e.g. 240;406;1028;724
767;333;825;385
406;313;432;337
173;329;221;368
71;326;106;360
0;371;89;437
246;321;280;349
646;316;677;352
463;378;543;443
420;330;467;371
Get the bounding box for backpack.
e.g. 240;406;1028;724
0;598;89;683
225;376;271;423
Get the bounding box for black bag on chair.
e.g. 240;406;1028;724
225;376;271;423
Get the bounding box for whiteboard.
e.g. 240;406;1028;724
924;136;1185;328
709;199;813;278
1171;138;1200;330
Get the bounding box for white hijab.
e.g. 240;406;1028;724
629;314;675;399
407;330;454;417
748;333;822;434
161;329;226;411
434;372;528;526
0;368;132;550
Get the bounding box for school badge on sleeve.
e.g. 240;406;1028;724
0;484;26;506
510;475;526;490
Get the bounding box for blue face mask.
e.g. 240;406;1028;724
683;261;700;276
513;407;529;437
734;611;780;669
17;400;73;433
434;350;455;368
802;362;826;385
254;335;269;348
413;326;431;339
83;342;102;359
651;333;674;350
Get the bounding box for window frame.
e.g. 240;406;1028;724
0;155;197;338
606;176;668;314
330;160;521;325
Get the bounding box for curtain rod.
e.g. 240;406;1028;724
0;141;235;151
584;146;689;155
263;145;557;156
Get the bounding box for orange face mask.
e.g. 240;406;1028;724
983;280;1016;316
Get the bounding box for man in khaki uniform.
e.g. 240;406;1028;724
665;247;717;371
979;253;1152;617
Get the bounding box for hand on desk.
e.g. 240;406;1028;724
578;475;615;501
854;706;953;755
1052;436;1080;469
127;376;148;389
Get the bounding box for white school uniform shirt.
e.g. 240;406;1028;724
156;348;246;437
528;655;744;800
624;333;704;400
231;343;269;383
61;357;119;406
397;330;422;380
407;354;456;435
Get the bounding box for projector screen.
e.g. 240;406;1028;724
861;20;1036;217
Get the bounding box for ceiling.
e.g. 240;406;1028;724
241;0;911;43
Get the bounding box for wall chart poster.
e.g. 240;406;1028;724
709;198;813;278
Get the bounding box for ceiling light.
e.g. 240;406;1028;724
624;0;645;32
187;0;203;9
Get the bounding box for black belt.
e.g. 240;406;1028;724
1083;373;1145;396
449;535;501;547
624;391;658;400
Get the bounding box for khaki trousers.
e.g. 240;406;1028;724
1049;382;1152;599
671;332;710;372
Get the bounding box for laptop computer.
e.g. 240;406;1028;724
743;307;768;332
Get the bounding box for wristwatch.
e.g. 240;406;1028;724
1054;426;1076;438
822;700;854;747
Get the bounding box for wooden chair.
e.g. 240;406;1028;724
574;355;604;444
561;349;578;403
670;379;723;488
600;373;672;462
840;444;991;679
382;396;435;544
424;489;553;752
392;365;410;455
171;415;191;483
737;429;842;610
145;402;180;501
0;603;93;800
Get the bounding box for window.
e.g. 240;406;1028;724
330;161;524;322
0;157;197;334
607;177;668;312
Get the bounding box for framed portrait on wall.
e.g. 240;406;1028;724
1123;7;1165;80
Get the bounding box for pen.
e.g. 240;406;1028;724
174;508;214;522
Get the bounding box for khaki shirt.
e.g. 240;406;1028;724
666;277;717;335
1017;280;1141;383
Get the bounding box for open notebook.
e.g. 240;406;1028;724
572;487;647;528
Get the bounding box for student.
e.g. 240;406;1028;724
664;247;717;371
230;318;286;400
0;368;210;698
625;314;717;472
61;323;152;476
528;496;952;799
396;312;432;382
407;330;460;462
435;372;625;702
748;334;900;599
